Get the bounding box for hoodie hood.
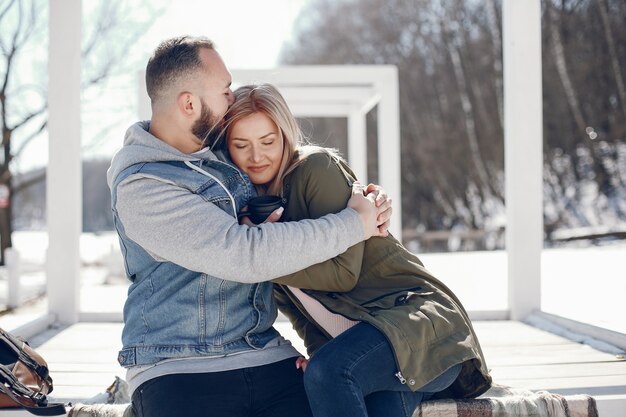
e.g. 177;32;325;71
107;121;219;188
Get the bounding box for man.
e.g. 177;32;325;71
107;36;391;417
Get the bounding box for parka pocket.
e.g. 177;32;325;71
360;286;434;312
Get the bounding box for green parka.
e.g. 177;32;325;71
272;150;492;398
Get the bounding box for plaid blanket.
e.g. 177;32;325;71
69;381;598;417
416;385;598;417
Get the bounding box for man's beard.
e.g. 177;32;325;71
191;99;223;149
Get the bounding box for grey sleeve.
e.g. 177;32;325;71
115;174;364;283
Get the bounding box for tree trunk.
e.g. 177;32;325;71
487;0;504;131
597;0;626;118
547;2;587;133
0;193;12;266
441;16;492;197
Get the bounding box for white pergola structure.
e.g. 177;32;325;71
139;65;403;238
231;66;400;209
43;0;542;325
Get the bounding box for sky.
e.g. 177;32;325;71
140;0;308;70
17;0;309;172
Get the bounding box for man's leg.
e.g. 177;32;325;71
251;357;313;417
132;370;250;417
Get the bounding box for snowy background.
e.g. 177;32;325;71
1;231;623;336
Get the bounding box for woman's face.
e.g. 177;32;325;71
228;112;284;185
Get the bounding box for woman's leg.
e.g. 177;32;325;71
364;391;423;417
303;322;462;417
364;363;462;417
303;322;408;417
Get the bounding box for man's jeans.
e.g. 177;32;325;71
304;322;462;417
131;357;312;417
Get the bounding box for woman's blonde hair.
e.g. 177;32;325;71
221;83;337;196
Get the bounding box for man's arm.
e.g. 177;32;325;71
115;174;369;283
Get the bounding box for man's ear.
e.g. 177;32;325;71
177;92;195;117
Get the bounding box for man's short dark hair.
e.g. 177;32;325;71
146;36;215;102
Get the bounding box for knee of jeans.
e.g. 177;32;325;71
303;356;335;388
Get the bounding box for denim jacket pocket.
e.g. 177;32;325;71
118;347;137;367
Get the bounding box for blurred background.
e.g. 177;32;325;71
0;0;624;330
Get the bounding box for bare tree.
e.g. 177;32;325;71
439;3;493;199
0;0;163;264
597;0;626;118
546;0;587;134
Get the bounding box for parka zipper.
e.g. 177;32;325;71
290;287;411;388
359;286;424;307
394;371;407;384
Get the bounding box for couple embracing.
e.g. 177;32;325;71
108;36;491;417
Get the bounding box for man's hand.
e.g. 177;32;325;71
365;183;392;237
347;181;388;239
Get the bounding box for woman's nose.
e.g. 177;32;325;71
250;147;262;162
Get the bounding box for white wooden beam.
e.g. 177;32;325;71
348;109;368;182
273;86;377;104
376;68;402;239
47;0;82;324
233;66;397;85
289;103;354;118
138;72;150;121
231;67;402;238
503;0;543;320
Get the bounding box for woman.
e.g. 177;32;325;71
221;84;492;417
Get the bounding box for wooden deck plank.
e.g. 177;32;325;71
5;319;625;413
491;361;626;379
482;348;620;366
495;374;626;393
472;320;575;345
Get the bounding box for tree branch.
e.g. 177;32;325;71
13;169;44;195
0;0;16;21
9;105;45;131
12;118;45;158
1;45;14;96
9;0;23;55
11;1;39;52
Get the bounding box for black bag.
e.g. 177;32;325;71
0;327;66;415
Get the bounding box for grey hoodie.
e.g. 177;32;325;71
107;121;365;283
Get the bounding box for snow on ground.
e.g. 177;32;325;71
421;242;626;334
1;231;624;335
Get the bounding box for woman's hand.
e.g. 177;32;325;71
239;207;284;226
295;356;309;372
347;181;388;239
365;183;392;236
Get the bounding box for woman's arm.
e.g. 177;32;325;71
272;153;366;292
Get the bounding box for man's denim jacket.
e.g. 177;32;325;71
111;159;279;367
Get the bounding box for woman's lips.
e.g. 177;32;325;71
248;165;269;173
